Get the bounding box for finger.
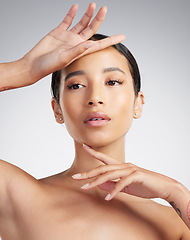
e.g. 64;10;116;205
70;34;126;63
77;34;126;60
56;41;93;70
80;168;134;190
98;181;116;192
72;164;126;180
105;172;142;201
83;144;120;165
84;34;126;55
79;6;107;40
57;4;78;30
70;3;96;33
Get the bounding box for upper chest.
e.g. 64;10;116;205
8;187;179;240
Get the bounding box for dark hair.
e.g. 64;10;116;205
51;33;141;103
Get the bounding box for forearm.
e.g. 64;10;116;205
0;58;34;92
166;182;190;229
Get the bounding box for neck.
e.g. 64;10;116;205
67;137;126;176
62;137;125;199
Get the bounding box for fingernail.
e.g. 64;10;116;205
105;193;111;201
83;143;91;149
81;183;89;189
72;173;82;179
85;41;95;49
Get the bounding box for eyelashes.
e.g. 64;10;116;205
66;79;124;90
106;79;124;86
67;83;84;90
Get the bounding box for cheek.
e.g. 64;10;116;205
112;88;134;115
61;94;80;123
60;92;84;141
111;89;135;132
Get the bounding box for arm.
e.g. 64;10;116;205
0;3;125;92
0;159;40;235
0;59;30;91
0;159;26;221
165;181;190;229
72;144;190;230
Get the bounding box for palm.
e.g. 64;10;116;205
23;3;119;83
24;3;99;67
49;28;83;49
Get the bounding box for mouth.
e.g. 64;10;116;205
84;112;111;127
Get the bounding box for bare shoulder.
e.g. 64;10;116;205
0;159;43;233
0;159;39;187
116;194;189;239
0;159;41;211
144;199;190;239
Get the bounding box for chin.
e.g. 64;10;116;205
82;134;126;149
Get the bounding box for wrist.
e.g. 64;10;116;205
18;56;39;87
0;58;33;91
17;58;35;87
165;180;187;203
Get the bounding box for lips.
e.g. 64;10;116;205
84;112;111;125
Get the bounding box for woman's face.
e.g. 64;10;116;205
53;47;144;147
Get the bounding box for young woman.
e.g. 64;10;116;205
0;3;190;240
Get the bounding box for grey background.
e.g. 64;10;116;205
0;0;189;213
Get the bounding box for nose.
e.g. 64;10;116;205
87;85;105;106
88;100;103;106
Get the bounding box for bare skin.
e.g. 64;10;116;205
0;3;190;240
0;159;189;240
0;3;125;91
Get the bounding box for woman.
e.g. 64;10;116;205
0;3;189;239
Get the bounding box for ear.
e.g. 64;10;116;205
133;91;145;119
51;97;65;124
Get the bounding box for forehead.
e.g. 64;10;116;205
63;47;130;76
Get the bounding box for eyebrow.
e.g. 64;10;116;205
103;67;125;75
64;67;125;81
65;70;85;81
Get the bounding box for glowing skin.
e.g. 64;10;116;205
0;3;189;238
52;47;144;177
62;48;137;145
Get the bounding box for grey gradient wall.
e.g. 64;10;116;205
0;0;189;210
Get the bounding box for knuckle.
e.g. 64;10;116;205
71;26;77;32
133;169;143;178
125;162;134;168
67;12;73;19
84;12;91;19
121;163;127;168
86;169;97;178
95;172;110;183
79;20;86;28
104;171;112;178
95;14;103;23
80;31;86;39
131;166;137;172
84;172;92;178
122;176;129;181
88;24;94;33
97;165;106;172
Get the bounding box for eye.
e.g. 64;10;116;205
106;80;123;86
67;83;85;90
